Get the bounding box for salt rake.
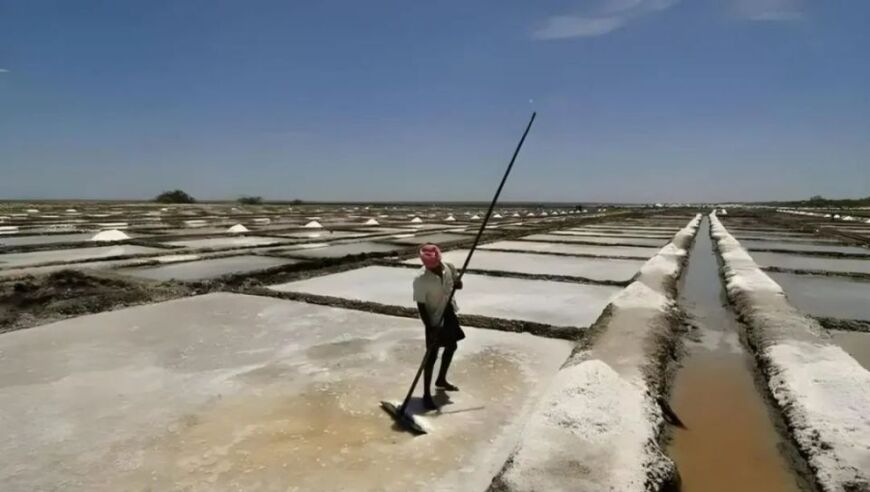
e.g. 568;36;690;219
381;112;537;435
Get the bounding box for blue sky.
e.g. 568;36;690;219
1;0;868;202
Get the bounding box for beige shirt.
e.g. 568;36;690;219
412;262;460;328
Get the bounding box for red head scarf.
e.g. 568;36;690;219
419;243;442;269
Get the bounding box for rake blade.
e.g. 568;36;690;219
380;400;428;435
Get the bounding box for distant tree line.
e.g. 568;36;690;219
237;196;262;205
771;195;870;208
154;190;195;204
152;190;305;205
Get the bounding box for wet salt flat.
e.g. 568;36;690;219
165;236;295;249
0;245;162;268
829;331;870;371
0;293;572;491
274;241;405;258
521;233;668;247
116;255;300;281
481;240;660;258
768;272;870;321
405;249;644;283
749;251;870;275
741;239;869;255
270;265;621;327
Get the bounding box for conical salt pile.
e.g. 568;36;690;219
26;209;39;213
493;213;502;219
526;212;535;217
364;218;380;226
470;215;481;220
512;212;520;217
227;224;249;233
445;215;456;222
411;217;423;224
304;220;323;229
541;212;549;216
91;229;130;242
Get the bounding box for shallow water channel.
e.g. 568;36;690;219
667;218;809;492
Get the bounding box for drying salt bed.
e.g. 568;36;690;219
481;240;660;259
148;227;237;236
749;251;870;275
270;265;620;328
733;234;841;243
0;259;141;279
0;245;161;269
710;214;870;491
553;230;674;239
0;293;572;491
767;272;870;322
406;249;644;283
273;241;404;259
521;233;667;248
385;232;471;246
0;233;98;247
164;236;295;249
116;255;300;281
277;230;369;240
740;239;869;255
579;225;680;233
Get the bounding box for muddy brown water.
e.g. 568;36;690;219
667;218;808;492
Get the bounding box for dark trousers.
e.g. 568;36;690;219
423;306;463;398
423;344;456;398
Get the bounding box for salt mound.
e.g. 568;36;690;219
304;220;323;229
227;224;249;233
26;209;39;213
512;212;521;217
470;215;481;220
66;209;78;214
364;218;379;226
445;215;456;222
493;213;503;219
91;229;130;242
526;212;536;217
541;212;549;216
411;217;423;223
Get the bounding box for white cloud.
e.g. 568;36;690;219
534;15;626;39
0;69;9;73
732;0;804;21
533;0;680;40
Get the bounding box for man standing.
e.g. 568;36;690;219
413;243;465;411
